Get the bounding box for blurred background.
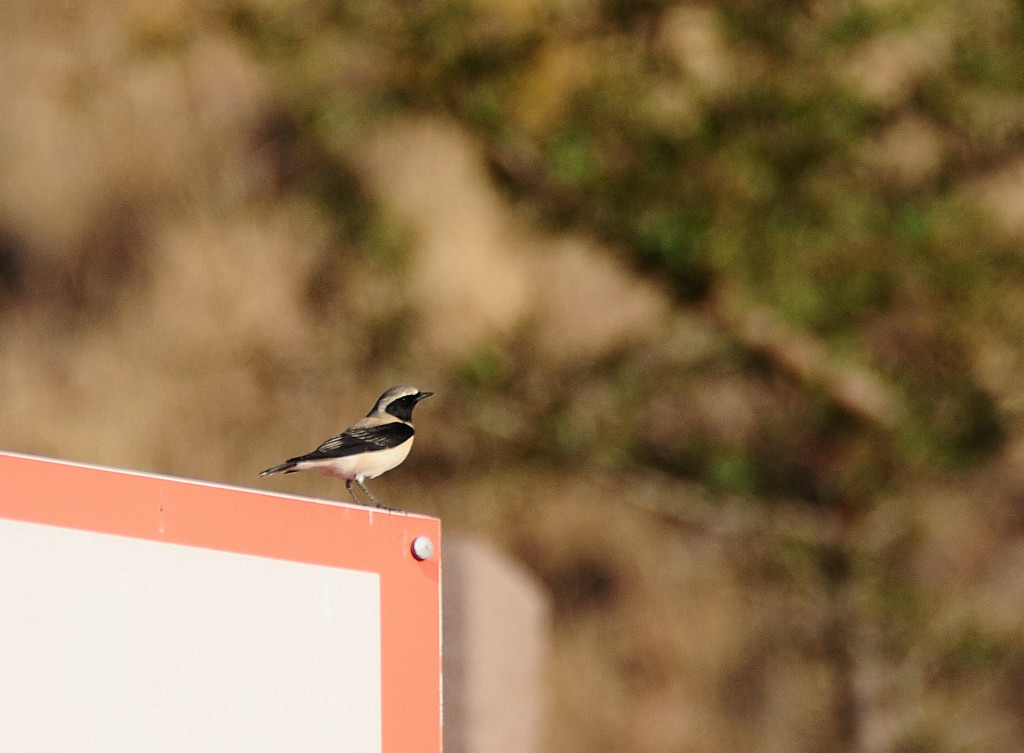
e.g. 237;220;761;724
3;0;1024;750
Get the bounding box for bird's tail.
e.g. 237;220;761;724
259;461;297;478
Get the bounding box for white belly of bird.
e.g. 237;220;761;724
301;439;414;482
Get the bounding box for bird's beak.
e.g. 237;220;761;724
416;391;434;401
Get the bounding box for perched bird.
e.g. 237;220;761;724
260;385;433;508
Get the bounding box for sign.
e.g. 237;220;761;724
0;451;441;753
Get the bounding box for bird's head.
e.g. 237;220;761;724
373;385;434;422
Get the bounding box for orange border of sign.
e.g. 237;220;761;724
0;450;441;753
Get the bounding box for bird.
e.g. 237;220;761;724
260;385;433;508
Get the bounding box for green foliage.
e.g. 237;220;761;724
225;0;1024;498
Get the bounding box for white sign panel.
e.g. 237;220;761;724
0;519;381;753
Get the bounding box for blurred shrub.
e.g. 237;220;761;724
222;0;1024;503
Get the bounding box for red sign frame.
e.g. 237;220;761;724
0;450;441;753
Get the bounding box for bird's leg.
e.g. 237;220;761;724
355;478;383;508
345;479;362;505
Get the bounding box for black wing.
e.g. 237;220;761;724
291;422;414;463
